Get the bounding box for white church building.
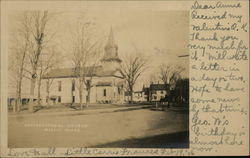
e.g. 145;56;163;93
41;29;126;104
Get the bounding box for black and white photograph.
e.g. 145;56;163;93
7;3;189;148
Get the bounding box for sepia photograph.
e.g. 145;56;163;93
7;5;189;148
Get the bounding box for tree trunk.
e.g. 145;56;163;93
71;79;74;105
86;88;91;107
29;33;42;112
14;82;19;113
14;79;22;112
29;77;36;112
37;77;42;106
131;93;133;103
46;79;51;106
47;91;50;105
71;88;73;104
17;87;22;112
14;93;18;113
79;90;83;109
14;67;25;113
17;66;25;112
130;86;134;104
79;80;83;109
14;93;22;113
17;99;21;112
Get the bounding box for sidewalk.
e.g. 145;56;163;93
9;104;153;118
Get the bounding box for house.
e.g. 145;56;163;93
124;91;131;102
149;84;168;102
41;28;126;104
142;87;150;102
141;84;169;102
133;91;143;102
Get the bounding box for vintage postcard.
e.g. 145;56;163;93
0;0;249;157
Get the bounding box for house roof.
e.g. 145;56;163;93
149;84;169;91
42;66;123;79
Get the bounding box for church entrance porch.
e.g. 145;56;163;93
94;82;124;104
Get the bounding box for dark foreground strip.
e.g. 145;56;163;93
90;131;189;148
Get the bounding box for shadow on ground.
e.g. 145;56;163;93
90;131;189;148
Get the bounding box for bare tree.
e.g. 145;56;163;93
120;52;148;103
159;64;185;92
36;46;62;106
159;64;172;85
169;65;185;88
70;78;76;105
22;11;52;112
45;78;54;105
71;16;102;109
8;13;32;112
148;73;159;85
84;57;100;107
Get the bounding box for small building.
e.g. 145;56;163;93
141;84;169;102
133;91;143;102
149;84;168;102
124;91;131;102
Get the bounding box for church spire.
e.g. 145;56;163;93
104;26;118;56
107;27;115;46
101;27;121;64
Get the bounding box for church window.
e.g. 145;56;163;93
86;80;91;89
58;96;61;103
46;80;49;92
58;81;62;92
103;89;106;97
72;80;75;91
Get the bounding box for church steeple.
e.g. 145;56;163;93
107;27;115;47
101;27;121;63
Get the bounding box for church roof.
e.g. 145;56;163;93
100;57;122;63
95;81;112;87
42;66;123;79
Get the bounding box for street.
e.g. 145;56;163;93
8;105;189;148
